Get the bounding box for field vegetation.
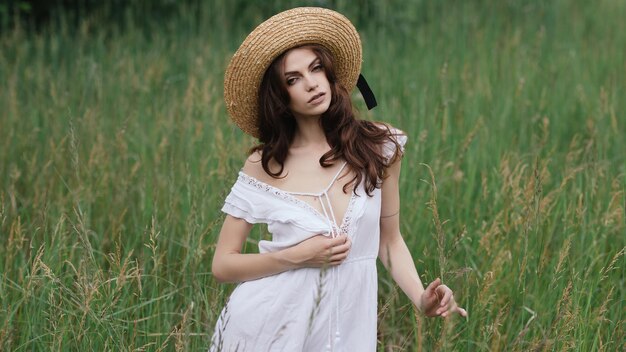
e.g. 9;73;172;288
1;0;624;350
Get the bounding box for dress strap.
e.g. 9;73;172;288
323;161;348;193
287;162;348;197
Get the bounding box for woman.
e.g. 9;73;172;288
211;7;467;352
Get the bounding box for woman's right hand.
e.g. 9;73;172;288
283;234;352;268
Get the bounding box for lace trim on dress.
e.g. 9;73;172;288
339;191;357;235
237;172;321;218
237;171;357;234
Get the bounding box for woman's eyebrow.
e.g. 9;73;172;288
284;58;321;76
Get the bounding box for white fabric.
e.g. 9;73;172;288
210;130;407;352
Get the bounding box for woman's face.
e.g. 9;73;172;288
282;47;331;119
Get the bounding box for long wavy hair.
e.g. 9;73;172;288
251;44;403;196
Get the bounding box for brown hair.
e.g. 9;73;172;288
251;44;403;196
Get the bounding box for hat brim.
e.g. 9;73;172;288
224;7;362;138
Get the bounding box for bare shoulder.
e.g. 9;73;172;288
241;149;281;183
368;121;407;166
242;150;264;177
372;121;405;136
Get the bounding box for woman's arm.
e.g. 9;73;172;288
212;154;352;283
211;214;351;283
378;157;467;318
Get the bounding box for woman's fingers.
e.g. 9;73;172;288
329;251;348;262
420;278;468;319
438;301;468;319
329;234;348;245
441;306;465;318
330;235;350;247
424;278;441;300
333;237;351;253
327;235;351;265
456;307;468;317
328;235;350;252
436;299;451;315
329;252;348;265
438;286;452;307
294;234;353;268
435;292;452;315
426;278;441;292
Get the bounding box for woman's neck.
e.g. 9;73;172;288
291;115;327;148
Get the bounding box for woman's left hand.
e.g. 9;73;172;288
419;278;468;318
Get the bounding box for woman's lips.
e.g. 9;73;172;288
308;92;326;104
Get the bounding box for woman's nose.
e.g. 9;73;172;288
305;75;319;91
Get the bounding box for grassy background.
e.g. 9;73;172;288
1;0;624;350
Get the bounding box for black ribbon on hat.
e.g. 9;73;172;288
357;74;377;110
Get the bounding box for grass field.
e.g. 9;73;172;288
1;0;624;350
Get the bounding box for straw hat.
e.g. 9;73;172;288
224;7;363;138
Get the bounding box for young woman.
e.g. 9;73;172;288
210;7;467;352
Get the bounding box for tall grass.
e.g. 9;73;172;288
1;0;624;350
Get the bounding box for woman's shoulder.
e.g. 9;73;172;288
368;122;408;162
370;121;406;138
241;149;281;185
242;150;264;177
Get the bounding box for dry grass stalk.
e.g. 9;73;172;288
551;235;572;285
421;163;447;279
488;303;509;351
594;286;614;325
477;271;496;311
146;215;163;275
602;187;624;228
513;306;536;350
0;193;6;228
542;279;575;351
377;284;399;323
413;307;423;352
599;247;625;283
174;301;194;351
4;217;23;271
479;213;503;256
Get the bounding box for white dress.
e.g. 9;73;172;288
210;132;407;352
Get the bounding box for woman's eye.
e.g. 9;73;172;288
286;77;297;85
312;65;323;72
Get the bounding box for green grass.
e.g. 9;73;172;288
1;0;624;350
